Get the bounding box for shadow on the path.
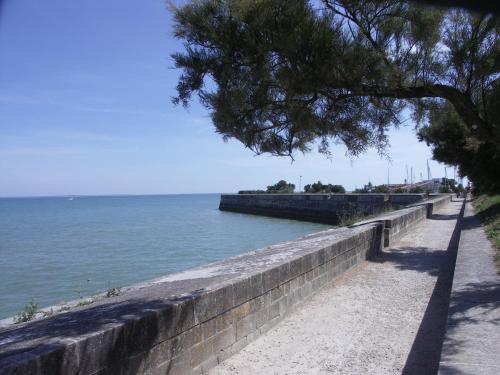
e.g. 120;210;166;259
438;281;500;374
372;246;444;277
369;201;466;374
438;206;500;374
398;200;466;375
431;213;459;221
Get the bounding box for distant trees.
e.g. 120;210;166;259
353;182;388;193
266;180;295;193
304;181;345;193
238;180;295;194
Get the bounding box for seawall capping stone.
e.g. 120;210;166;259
0;195;451;375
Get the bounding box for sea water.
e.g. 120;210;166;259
0;194;329;319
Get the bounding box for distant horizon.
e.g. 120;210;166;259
0;183;454;199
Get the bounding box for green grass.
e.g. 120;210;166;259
15;299;38;324
473;194;500;271
105;287;121;298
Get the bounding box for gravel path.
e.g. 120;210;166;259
208;200;464;375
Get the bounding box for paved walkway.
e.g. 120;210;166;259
208;199;464;375
438;201;500;375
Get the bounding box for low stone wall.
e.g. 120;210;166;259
219;193;424;225
0;195;451;375
355;194;452;247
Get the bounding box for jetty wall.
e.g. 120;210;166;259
0;195;451;375
219;193;425;224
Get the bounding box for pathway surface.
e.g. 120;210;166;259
438;201;500;375
208;199;464;375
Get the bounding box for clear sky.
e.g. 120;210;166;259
0;0;456;197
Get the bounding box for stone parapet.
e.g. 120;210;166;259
0;195;450;375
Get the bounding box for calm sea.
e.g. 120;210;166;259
0;194;328;319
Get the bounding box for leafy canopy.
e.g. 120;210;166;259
304;181;345;193
171;0;499;192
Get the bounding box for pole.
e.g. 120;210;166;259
299;175;302;193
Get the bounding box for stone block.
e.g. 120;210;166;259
190;336;215;368
232;277;252;307
232;301;251;322
262;267;280;292
202;318;216;340
235;314;255;341
255;307;270;329
250;293;269;313
249;273;263;299
122;311;162;358
289;258;303;279
259;315;283;335
199;355;218;374
152;352;191;375
305;269;314;282
215;310;234;333
213;327;236;353
193;283;234;324
269;301;280;319
278;262;291;284
302;254;314;272
229;336;248;355
246;329;261;344
270;286;284;302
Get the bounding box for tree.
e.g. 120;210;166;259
304;181;346;193
266;180;295;193
330;184;346;193
172;0;499;192
374;184;389;193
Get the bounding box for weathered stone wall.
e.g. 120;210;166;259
219;194;424;224
0;195;451;375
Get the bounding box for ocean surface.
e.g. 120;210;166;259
0;194;329;319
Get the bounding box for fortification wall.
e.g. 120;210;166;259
219;193;425;225
0;195;451;375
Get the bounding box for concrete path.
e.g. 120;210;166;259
438;201;500;375
208;199;465;375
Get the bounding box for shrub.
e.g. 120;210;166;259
15;299;38;323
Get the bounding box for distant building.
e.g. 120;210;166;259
383;178;455;193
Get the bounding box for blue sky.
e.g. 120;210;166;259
0;0;454;197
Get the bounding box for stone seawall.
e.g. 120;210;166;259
0;195;451;375
219;194;424;224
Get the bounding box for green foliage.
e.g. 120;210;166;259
77;299;94;307
304;181;345;193
473;194;500;270
238;190;266;194
172;0;499;193
409;186;423;193
373;185;389;193
393;188;406;193
15;299;38;324
106;287;121;298
266;180;295;193
353;181;376;193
